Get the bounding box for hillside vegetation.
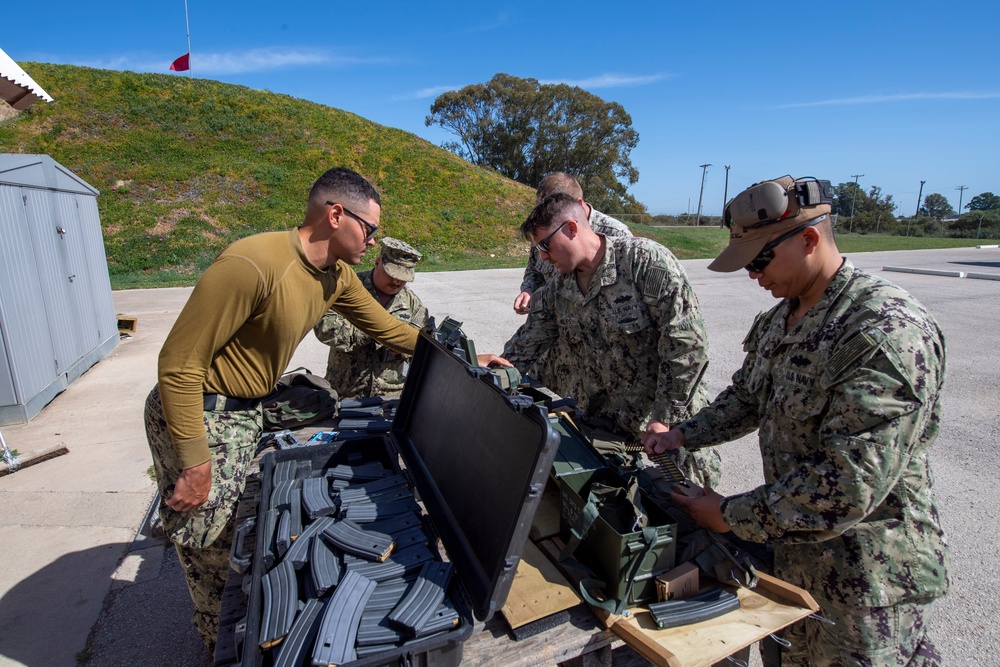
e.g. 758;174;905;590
1;64;995;289
0;63;537;286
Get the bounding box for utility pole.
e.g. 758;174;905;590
722;165;731;228
848;174;864;233
956;185;969;215
915;180;926;216
695;164;712;226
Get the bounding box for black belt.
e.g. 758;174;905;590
203;393;262;412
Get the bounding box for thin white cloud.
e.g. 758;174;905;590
541;73;667;89
773;91;1000;108
456;11;511;34
396;73;666;101
393;85;462;101
75;48;389;75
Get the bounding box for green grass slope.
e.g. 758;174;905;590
2;64;995;289
0;63;535;286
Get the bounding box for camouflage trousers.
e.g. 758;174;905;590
777;596;942;666
144;386;261;650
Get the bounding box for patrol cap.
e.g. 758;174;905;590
379;237;422;281
709;176;833;272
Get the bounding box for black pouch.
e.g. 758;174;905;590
261;368;339;432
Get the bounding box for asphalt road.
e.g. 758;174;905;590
0;245;995;667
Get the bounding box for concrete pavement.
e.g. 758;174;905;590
0;246;996;666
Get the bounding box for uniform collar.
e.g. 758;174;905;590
779;257;855;343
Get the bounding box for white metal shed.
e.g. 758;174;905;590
0;154;117;424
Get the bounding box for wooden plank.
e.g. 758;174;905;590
501;540;581;629
609;577;819;667
529;479;562;540
464;605;618;667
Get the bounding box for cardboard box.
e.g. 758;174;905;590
655;561;699;602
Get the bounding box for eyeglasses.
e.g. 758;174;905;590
327;201;379;242
744;215;826;273
535;220;570;253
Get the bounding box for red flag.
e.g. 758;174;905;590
169;53;190;72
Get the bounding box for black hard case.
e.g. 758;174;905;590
239;330;560;666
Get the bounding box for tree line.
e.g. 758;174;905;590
426;73;996;238
831;182;998;238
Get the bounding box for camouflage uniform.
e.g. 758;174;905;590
519;207;633;394
677;260;950;665
144;386;261;650
504;235;721;486
313;270;428;398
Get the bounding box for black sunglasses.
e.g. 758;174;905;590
745;215;826;273
327;201;379;242
536;220;570;253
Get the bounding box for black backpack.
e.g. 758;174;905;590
261;369;339;432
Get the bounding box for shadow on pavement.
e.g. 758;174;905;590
949;260;1000;269
0;542;210;667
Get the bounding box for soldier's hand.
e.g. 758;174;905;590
476;353;513;368
642;424;684;456
513;290;533;315
670;486;731;533
165;461;212;512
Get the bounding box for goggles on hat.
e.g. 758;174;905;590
724;177;833;230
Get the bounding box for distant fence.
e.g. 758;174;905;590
611;213;724;228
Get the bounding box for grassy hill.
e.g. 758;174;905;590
2;64;996;289
0;63;537;287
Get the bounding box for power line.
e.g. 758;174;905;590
721;165;731;229
849;174;864;232
915;180;926;216
695;164;712;226
956;185;969;214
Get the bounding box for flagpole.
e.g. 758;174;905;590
183;0;192;78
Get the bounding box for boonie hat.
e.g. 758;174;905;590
709;176;833;273
379;237;422;281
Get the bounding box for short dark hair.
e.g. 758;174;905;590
309;168;381;209
521;192;579;240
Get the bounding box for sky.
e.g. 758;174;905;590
3;1;998;216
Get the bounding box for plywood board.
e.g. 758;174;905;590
501;540;581;629
610;572;819;667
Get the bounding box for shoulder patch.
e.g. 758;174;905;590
643;265;667;300
824;327;886;380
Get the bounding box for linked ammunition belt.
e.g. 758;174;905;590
624;442;703;497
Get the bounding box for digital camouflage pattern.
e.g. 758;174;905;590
504;235;721;487
313;269;428;398
678;260;951;611
780;595;942;666
144;386;261;647
519;207;633;295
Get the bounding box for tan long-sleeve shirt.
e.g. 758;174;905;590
158;229;418;468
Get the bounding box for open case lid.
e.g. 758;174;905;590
392;330;560;622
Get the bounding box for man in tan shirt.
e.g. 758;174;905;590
144;167;418;651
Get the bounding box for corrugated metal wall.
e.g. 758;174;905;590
0;155;117;424
0;185;57;409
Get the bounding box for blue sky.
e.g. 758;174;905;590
4;1;998;216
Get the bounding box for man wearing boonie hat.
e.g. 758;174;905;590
646;175;950;665
314;237;428;398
